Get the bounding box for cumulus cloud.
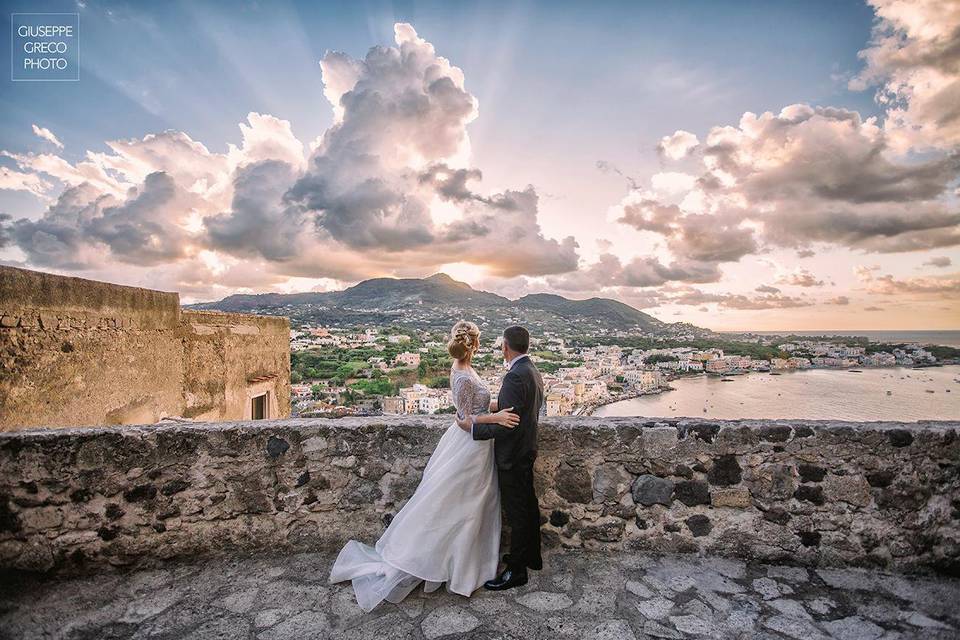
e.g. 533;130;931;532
827;296;851;305
850;0;960;151
0;24;579;295
666;287;812;310
546;252;721;293
32;124;63;149
609;191;756;285
777;268;825;287
657;130;699;160
608;102;960;286
864;272;960;296
0;165;51;196
923;255;952;267
755;284;781;294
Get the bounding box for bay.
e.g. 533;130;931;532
593;365;960;422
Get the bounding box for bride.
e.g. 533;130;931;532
328;320;520;612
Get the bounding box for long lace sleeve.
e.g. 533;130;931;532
451;373;479;421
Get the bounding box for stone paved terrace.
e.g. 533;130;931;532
2;549;959;640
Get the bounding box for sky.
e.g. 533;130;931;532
1;0;958;330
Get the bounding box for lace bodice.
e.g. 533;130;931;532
450;367;491;419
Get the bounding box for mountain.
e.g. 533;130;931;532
188;273;703;336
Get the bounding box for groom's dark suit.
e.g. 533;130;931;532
472;355;544;572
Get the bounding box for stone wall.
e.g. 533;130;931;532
1;416;956;576
0;266;290;430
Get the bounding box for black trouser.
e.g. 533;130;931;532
498;457;542;571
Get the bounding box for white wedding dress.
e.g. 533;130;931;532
328;366;502;612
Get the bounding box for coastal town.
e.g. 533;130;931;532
289;325;952;418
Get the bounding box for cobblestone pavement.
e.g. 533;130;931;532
1;550;958;639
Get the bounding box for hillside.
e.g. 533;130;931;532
188;273;704;336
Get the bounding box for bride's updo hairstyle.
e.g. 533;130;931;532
447;320;480;361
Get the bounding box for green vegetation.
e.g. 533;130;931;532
644;353;679;364
571;336;789;361
349;378;397;395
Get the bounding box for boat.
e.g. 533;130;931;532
886;390;892;396
848;369;862;373
770;372;782;376
925;389;935;393
721;378;734;382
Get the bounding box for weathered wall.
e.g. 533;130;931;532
0;266;290;430
1;417;956;576
0;266;186;429
180;310;290;422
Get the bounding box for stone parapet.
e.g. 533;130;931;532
0;417;956;575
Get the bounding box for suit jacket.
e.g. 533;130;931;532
472;356;544;470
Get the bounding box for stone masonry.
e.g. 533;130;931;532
0;416;957;577
0;265;291;430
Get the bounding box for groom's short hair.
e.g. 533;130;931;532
503;325;530;353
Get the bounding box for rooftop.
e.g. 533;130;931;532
2;549;958;640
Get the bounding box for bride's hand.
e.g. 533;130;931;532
492;407;520;428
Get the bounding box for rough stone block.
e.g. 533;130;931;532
751;464;796;500
707;455;742;486
824;473;872;507
711;488;751;508
632;475;674;507
641;426;678;455
592;464;632;503
555;464;593;504
797;464;826;483
686;514;712;537
674;480;710;506
793;485;825;506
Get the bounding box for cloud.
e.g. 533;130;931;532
610;191;756;286
11;172;199;268
0;214;10;248
826;295;850;305
546;252;721;292
796;248;816;258
864;272;960;297
612;103;960;268
0;24;579;296
203;160;306;261
864;305;884;311
850;0;960;152
657;130;699;160
0;165;51;196
776;268;825;287
667;287;812;310
923;255;952;267
31;124;64;149
283;23;578;276
755;284;781;294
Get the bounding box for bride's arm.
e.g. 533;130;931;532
456;409;518;429
489;399;498;412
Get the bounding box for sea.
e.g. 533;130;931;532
593;365;960;422
723;330;960;348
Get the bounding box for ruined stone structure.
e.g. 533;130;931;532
1;416;956;576
0;266;290;431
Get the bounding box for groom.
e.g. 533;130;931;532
463;325;544;590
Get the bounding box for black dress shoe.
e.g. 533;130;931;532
483;567;528;591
